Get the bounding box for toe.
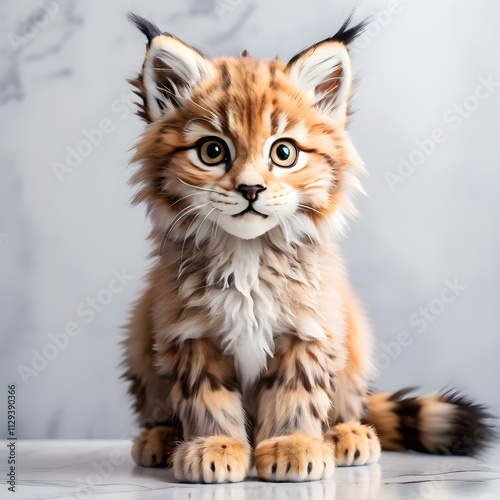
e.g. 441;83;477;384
325;422;381;466
173;436;250;483
255;433;334;482
131;426;176;467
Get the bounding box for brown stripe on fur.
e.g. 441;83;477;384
255;336;336;444
128;74;152;123
363;389;496;456
219;61;231;92
270;104;280;136
167;338;247;442
269;59;278;91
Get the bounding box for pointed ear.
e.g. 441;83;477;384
286;41;352;124
129;14;214;121
285;19;365;125
143;35;214;120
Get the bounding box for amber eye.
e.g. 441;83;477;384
197;138;228;166
270;139;298;168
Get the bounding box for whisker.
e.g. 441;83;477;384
297;203;327;218
283;214;294;242
275;212;290;243
291;213;315;245
213;211;222;241
159;204;203;255
165;202;212;242
167;202;197;231
180;210;203;262
166;207;205;247
272;187;309;199
170;192;199;207
176;177;227;196
195;208;216;249
159;228;169;256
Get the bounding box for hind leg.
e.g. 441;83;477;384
123;287;178;467
132;425;178;467
324;421;381;466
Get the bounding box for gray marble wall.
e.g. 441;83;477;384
1;0;499;438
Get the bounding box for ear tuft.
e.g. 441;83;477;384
328;14;368;46
128;13;162;44
287;15;367;67
129;14;214;123
286;15;367;125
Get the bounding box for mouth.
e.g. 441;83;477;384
232;205;269;219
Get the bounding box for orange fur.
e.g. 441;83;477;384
255;433;335;481
121;15;492;483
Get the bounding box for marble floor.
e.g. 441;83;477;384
1;440;500;500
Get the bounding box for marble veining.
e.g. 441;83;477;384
0;440;499;500
1;0;499;444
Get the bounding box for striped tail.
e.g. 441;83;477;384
363;388;495;456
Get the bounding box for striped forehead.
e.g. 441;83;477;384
180;56;321;166
183;117;223;140
206;58;293;138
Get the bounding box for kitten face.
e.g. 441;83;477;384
130;24;364;242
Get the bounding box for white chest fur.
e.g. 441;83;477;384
204;238;281;387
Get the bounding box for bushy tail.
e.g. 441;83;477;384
363;388;495;456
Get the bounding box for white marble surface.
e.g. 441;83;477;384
1;0;500;439
1;440;500;500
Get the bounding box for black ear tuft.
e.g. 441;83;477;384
128;13;162;44
288;13;368;65
329;13;368;46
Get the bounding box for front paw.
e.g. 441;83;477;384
254;433;335;482
172;436;250;483
324;421;381;466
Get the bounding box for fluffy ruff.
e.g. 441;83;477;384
121;14;494;483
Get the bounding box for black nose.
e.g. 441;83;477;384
236;184;266;201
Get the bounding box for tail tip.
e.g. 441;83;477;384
440;390;498;456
